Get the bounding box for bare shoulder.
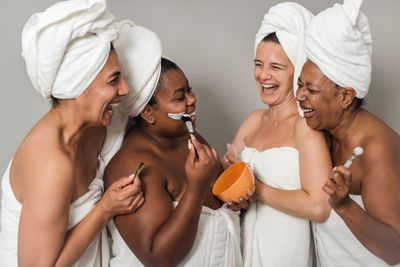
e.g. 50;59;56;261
104;132;165;189
233;109;266;143
13;144;74;205
294;116;326;141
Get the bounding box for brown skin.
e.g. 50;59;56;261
297;60;400;265
10;49;144;266
104;68;222;267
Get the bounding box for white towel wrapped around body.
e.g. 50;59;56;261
240;147;312;267
108;202;243;267
241;147;312;267
21;0;118;99
0;161;110;267
255;2;313;114
305;0;372;98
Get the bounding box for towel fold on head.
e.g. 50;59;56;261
255;2;313;115
100;23;162;166
22;0;118;99
305;0;372;98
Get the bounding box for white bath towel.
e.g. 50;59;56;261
241;146;312;267
305;0;372;98
21;0;118;99
0;160;110;266
100;23;162;166
255;2;313;115
108;203;243;267
313;195;400;266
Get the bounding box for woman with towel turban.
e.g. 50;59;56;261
296;0;400;265
0;0;159;265
103;27;242;265
221;2;332;266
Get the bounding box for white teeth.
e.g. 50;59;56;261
190;111;196;116
302;108;314;113
262;84;277;89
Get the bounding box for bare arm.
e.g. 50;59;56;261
17;154;143;267
105;137;220;267
255;118;332;222
324;144;400;265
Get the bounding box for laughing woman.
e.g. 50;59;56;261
222;3;331;267
0;1;148;266
104;57;243;266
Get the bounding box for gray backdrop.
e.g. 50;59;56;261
1;0;399;198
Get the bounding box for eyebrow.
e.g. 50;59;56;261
172;88;185;96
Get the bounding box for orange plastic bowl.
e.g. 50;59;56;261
212;161;255;203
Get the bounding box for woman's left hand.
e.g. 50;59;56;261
322;166;352;209
224;189;256;211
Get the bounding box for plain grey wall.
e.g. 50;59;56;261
1;0;399;195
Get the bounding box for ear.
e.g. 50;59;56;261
140;105;155;124
339;87;356;109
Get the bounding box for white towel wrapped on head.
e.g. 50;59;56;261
100;23;162;166
22;0;118;99
254;2;313;115
305;0;372;98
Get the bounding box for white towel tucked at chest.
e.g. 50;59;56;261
0;160;110;267
241;146;312;267
108;202;242;267
313;194;400;267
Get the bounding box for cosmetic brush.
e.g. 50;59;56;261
344;147;363;168
181;114;194;134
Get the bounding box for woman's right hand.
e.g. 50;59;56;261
99;175;144;219
185;135;220;191
221;143;239;169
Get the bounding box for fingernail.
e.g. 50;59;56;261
333;167;337;172
227;200;233;205
190;133;196;140
188;139;193;150
247;189;253;196
223;202;228;207
129;174;135;179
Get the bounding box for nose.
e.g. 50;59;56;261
296;85;306;102
118;76;129;96
187;91;196;106
259;67;272;81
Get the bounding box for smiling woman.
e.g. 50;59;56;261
104;58;243;267
0;1;152;266
221;3;332;267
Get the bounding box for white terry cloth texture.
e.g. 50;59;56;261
313;194;400;267
254;2;313;115
100;22;162;167
305;0;372;99
22;0;119;99
108;202;243;267
0;160;110;267
240;147;312;267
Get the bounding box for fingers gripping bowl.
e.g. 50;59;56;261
212;161;255;203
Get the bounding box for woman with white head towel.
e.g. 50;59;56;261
0;0;160;265
222;2;332;266
297;0;400;265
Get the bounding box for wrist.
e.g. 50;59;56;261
333;196;354;216
97;198;114;222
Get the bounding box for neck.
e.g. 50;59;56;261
329;108;361;146
267;96;299;121
50;104;93;149
138;125;186;151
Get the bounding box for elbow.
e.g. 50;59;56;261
310;204;331;223
381;253;400;266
